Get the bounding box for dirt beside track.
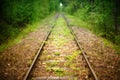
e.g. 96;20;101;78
72;26;120;80
0;15;120;80
30;16;92;80
0;25;49;80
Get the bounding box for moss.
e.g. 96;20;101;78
47;62;58;67
54;52;61;56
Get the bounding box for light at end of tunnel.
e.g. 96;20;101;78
60;2;63;7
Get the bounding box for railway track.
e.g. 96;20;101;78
62;14;98;80
23;14;98;80
23;14;59;80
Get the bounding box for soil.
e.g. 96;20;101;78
0;25;49;80
0;15;120;80
30;17;92;80
72;26;120;80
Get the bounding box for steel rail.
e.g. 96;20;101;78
62;14;98;80
23;15;58;80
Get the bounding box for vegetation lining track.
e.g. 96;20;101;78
23;14;59;80
62;14;98;80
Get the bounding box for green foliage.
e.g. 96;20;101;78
115;35;120;45
47;62;58;67
46;67;65;76
49;0;60;12
54;52;61;56
0;0;60;52
54;68;65;76
0;13;55;52
63;0;120;46
0;0;51;25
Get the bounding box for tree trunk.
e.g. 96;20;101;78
114;0;119;34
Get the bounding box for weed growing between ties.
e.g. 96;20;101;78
31;17;90;79
51;17;74;48
50;17;88;77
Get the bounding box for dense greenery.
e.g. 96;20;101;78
62;0;120;45
0;0;61;52
0;0;120;51
0;0;60;44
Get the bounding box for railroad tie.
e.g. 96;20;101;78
33;76;77;80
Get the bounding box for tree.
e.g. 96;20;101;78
114;0;120;34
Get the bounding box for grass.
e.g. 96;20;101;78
45;17;80;77
102;38;120;54
46;67;65;76
27;59;32;66
0;14;55;53
64;50;81;67
54;68;65;76
0;22;40;53
54;52;61;56
66;14;120;54
66;15;93;30
50;17;74;48
65;50;81;62
47;62;58;67
46;55;52;60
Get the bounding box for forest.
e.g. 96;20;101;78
0;0;120;80
62;0;120;45
0;0;60;51
0;0;120;52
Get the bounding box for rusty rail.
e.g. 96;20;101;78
23;14;58;80
62;14;98;80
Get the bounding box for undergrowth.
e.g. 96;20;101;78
0;14;55;53
66;14;120;54
51;17;73;48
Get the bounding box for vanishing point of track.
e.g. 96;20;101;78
63;14;98;80
23;14;98;80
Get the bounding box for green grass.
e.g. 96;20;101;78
0;22;39;53
47;62;58;67
0;14;55;53
51;17;74;48
45;16;81;77
65;50;81;67
46;55;52;60
66;15;93;30
65;50;81;61
102;38;120;54
66;14;120;54
46;67;65;76
54;68;65;76
54;52;61;56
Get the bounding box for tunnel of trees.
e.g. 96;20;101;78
0;0;120;50
0;0;60;44
61;0;120;44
